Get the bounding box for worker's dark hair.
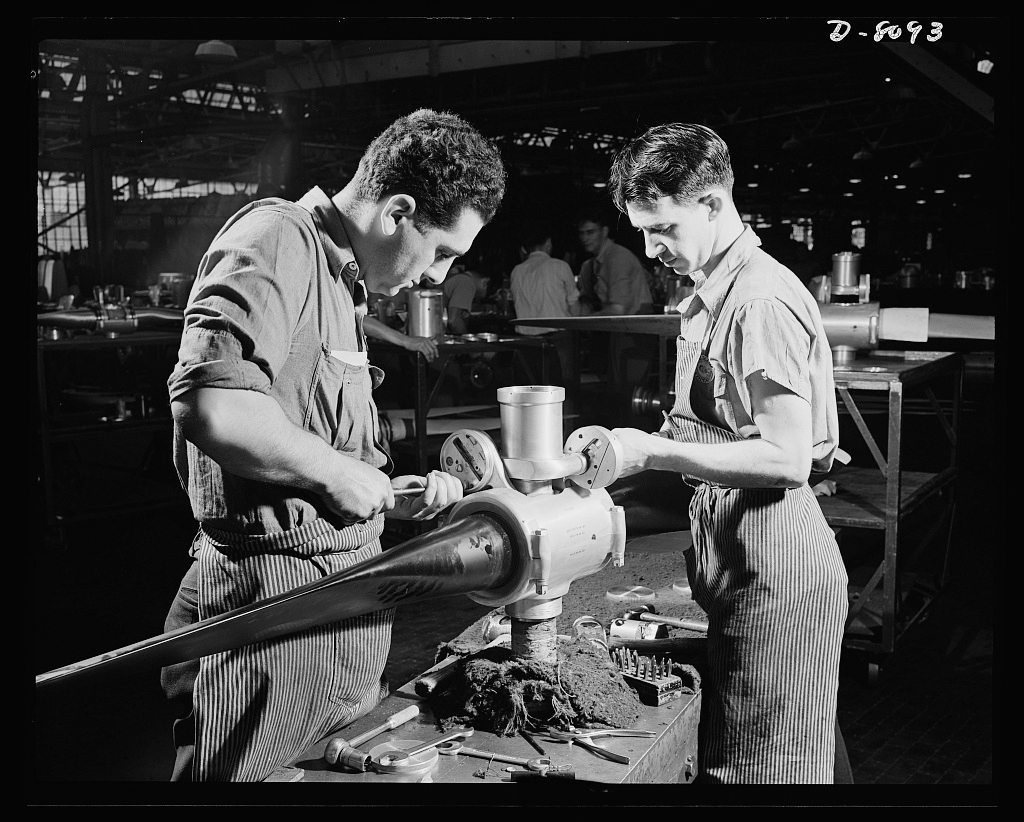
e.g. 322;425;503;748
518;222;552;251
574;207;613;231
608;123;734;213
354;108;507;229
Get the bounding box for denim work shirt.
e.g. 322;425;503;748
677;225;839;475
167;187;392;535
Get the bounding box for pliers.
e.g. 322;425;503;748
542;726;657;765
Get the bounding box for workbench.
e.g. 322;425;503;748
269;671;700;784
267;531;704;785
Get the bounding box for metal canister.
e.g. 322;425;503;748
830;252;861;303
406;288;445;338
571;615;609;650
609;618;669;640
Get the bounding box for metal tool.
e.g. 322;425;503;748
376;726;474;766
393;485;426;497
323;704;421;771
610;617;669;640
610;646;687;706
436;740;553;772
519;729;546;756
544;727;657;765
623;604;709;634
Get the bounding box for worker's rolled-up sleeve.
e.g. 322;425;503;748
168;207;317;402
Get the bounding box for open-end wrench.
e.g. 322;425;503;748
436;740;553;772
375;726;474;767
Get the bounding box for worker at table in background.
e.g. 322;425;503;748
508;221;582;384
364;310;440;362
368;255;478;345
161;108;506;781
576;208;654;318
441;259;477;335
605;122;852;784
576;207;656;420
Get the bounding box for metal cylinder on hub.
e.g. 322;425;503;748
497;385;566;495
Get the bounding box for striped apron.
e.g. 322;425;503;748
659;321;848;783
186;519;392;782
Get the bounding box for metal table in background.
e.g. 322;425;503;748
35;330;185;548
818;350;963;682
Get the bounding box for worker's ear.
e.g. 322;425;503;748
379;194;417;237
701;193;724;222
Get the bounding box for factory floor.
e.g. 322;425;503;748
31;383;998;807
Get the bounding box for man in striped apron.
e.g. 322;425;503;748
160;109;507;781
605;123;852;783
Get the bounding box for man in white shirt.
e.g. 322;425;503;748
509;224;581;387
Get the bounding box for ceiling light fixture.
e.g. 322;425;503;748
195;39;238;63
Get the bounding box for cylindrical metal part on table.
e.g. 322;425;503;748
609;618;669;640
497;385;565;462
406;288;445;338
819;301;880;364
830;252;862;303
572;615;609;650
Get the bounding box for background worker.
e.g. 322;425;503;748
508;221;582;387
605;122;852;784
364;314;439;362
576;208;654;318
576;208;657;422
160;108;506;781
441;260;477;335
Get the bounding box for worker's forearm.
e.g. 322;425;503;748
448;311;469;335
173;387;367;497
364;316;408;347
614;428;808;488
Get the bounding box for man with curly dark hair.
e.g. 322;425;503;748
160;108;506;781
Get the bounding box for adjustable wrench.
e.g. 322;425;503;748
437;740;553;772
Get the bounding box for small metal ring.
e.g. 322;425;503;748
436;741;463;755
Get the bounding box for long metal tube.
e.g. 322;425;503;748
35;513;515;689
36;306;184;332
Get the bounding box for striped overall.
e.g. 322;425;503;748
660;327;848;783
189;521;392;782
161;192;395;782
